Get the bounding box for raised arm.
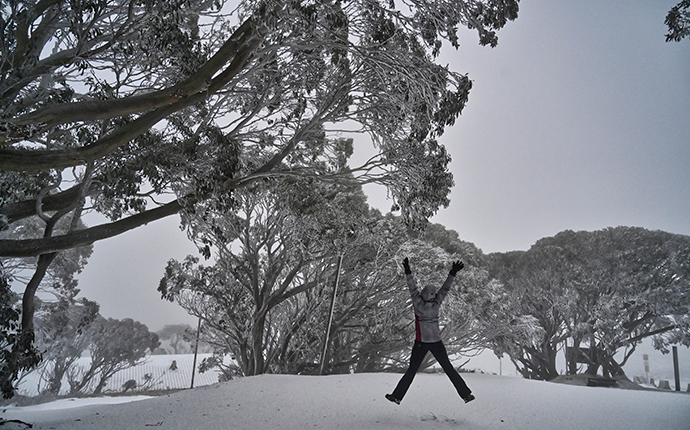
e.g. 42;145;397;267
436;260;464;304
403;257;422;306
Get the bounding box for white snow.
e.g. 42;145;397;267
1;395;153;412
2;372;689;430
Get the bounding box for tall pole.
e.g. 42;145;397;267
673;346;680;392
320;253;344;375
191;316;202;389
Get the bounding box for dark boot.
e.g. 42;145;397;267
385;394;401;405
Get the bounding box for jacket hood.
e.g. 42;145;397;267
421;285;437;302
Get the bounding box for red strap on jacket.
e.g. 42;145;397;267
415;314;421;341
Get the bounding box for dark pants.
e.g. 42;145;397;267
391;340;471;401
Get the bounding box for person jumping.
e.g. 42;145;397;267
385;257;475;405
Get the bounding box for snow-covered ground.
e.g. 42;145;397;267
2;372;689;430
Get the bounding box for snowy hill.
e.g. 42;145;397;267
3;373;689;430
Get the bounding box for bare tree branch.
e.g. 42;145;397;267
0;200;183;257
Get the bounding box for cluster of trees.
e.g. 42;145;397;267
154;324;212;355
158;175;498;377
486;227;690;380
159;173;690;382
0;0;521;397
16;291;159;396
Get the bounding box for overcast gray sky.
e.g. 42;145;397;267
76;0;690;331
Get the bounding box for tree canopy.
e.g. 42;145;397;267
666;0;690;42
1;0;520;258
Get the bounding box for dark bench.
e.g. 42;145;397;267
587;377;618;387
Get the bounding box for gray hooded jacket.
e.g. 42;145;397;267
406;273;455;343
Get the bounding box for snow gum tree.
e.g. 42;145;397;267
159;176;371;376
486;249;571;380
0;272;40;398
0;216;92;397
33;292;99;395
309;211;410;374
66;316;159;395
154;324;211;355
0;0;520;394
554;228;690;377
487;227;690;380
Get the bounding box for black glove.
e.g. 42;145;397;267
449;260;464;276
402;257;412;275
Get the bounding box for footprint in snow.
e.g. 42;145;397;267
420;412;455;423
